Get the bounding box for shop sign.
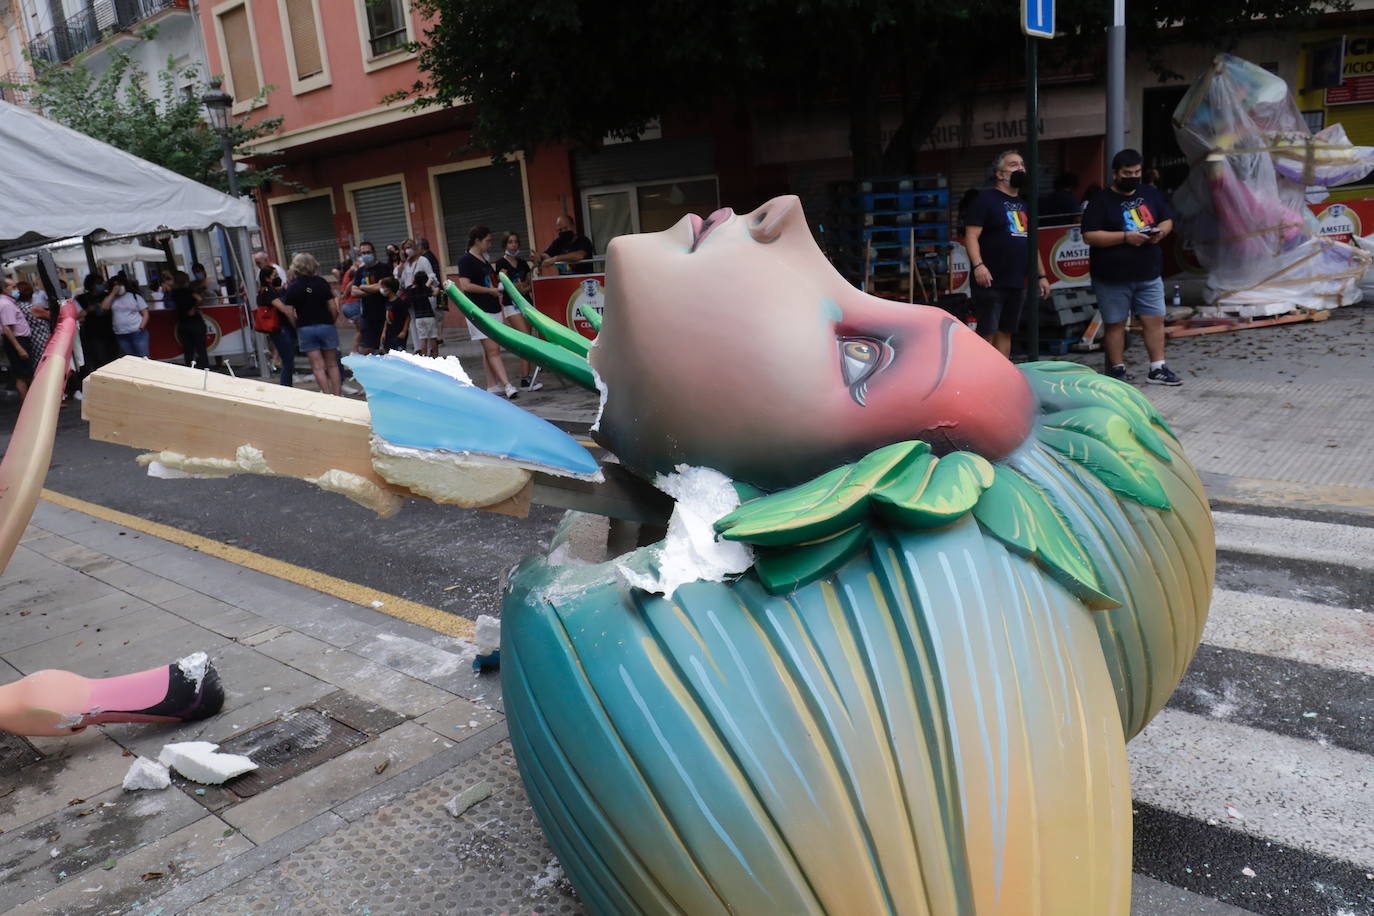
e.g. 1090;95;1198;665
1326;35;1374;105
949;242;971;294
1313;202;1362;242
1048;227;1091;285
148;304;251;361
531;273;608;341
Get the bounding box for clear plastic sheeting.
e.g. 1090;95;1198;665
1172;54;1374;316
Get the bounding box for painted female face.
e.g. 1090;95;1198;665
590;195;1035;489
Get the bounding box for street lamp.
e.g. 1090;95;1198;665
200;78;239;198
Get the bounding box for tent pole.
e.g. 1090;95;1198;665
81;235;99;281
228;226;268;378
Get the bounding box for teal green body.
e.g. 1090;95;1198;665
501;365;1214;914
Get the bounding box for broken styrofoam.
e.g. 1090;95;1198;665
475;615;501;655
157;741;257;785
175;651;209;691
444;780;493;818
617;465;753;597
122;756;171;791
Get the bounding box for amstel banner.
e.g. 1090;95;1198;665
531;274;607;341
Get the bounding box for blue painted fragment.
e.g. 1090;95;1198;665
344;354;601;479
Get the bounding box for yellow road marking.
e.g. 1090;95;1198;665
575;439;598;448
39;488;475;639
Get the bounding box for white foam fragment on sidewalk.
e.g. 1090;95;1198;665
1129;708;1374;868
157;741;257;784
475;615;501;655
121;756;171;791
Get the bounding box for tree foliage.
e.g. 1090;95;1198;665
14;37;291;196
402;0;1347;177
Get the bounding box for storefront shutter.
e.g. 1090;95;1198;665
219;6;259;99
285;0;322;79
351;182;409;254
572;137;716;189
434;162;528;269
274;195;336;268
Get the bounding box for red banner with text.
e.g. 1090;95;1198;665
148;303;254;362
531;274;607;341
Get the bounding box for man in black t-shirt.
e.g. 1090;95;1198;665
964;149;1051;357
1081;148;1182;386
538;215;595;275
348;240;388;354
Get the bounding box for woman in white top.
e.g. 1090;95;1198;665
104;275;150;357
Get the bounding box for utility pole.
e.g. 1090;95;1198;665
1106;0;1126;178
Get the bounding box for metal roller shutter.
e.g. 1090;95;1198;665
274;195;336;268
434;162;528;269
351;182;410;253
285;0;323;79
572;137;716;189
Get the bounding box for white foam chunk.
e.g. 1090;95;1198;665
122;756;171;791
157;741;257;785
176;651;209;691
383;350;473;386
475;614;501;655
617;465;753;597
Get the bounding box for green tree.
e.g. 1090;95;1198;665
398;0;1346;177
13;39;290;196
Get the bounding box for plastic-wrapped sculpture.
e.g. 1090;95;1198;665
418;196;1213;914
1173;54;1373;315
0;272;225;738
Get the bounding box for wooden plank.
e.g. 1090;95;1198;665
1164;308;1331;338
81;357;531;518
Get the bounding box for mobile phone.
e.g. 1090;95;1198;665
1141;226;1160;235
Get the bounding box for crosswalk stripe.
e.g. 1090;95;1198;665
1130;708;1374;868
1202;587;1374;678
1212;509;1374;571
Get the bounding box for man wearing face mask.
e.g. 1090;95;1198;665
964;149;1051;357
349;241;388;354
537;215;595;275
1081;148;1181;385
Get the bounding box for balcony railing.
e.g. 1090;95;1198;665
27;0;189;65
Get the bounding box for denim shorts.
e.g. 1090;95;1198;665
1092;278;1165;324
296;323;339;353
341;301;362;321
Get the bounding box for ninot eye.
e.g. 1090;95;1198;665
838;337;889;405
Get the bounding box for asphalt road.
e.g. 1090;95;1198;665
16;399;565;621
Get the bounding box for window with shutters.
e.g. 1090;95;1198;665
213;1;262;111
272;193;338;270
431;160;530;271
347;179;411;255
276;0;329;93
352;0;414;72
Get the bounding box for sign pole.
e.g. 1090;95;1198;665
1025;34;1041;361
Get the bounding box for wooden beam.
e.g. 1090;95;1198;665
81;358;531;518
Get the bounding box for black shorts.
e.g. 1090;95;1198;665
3;334;34;379
359;314;384;350
971;286;1026;335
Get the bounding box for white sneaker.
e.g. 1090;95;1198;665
504;385;519;400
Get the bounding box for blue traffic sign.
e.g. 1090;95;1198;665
1022;0;1054;38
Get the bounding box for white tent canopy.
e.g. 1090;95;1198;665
0;99;257;254
6;242;168;272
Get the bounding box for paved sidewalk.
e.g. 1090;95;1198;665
1;501;579;915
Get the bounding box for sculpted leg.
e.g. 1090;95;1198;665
0;657;223;737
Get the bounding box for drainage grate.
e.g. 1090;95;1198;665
0;733;42;772
216;708;368;799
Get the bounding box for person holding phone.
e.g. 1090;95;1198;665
1082;148;1181;386
104;273;150;358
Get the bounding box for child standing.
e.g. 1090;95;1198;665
380;277;410;353
408;270;439;357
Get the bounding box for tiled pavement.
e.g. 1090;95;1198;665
0;500;579;915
